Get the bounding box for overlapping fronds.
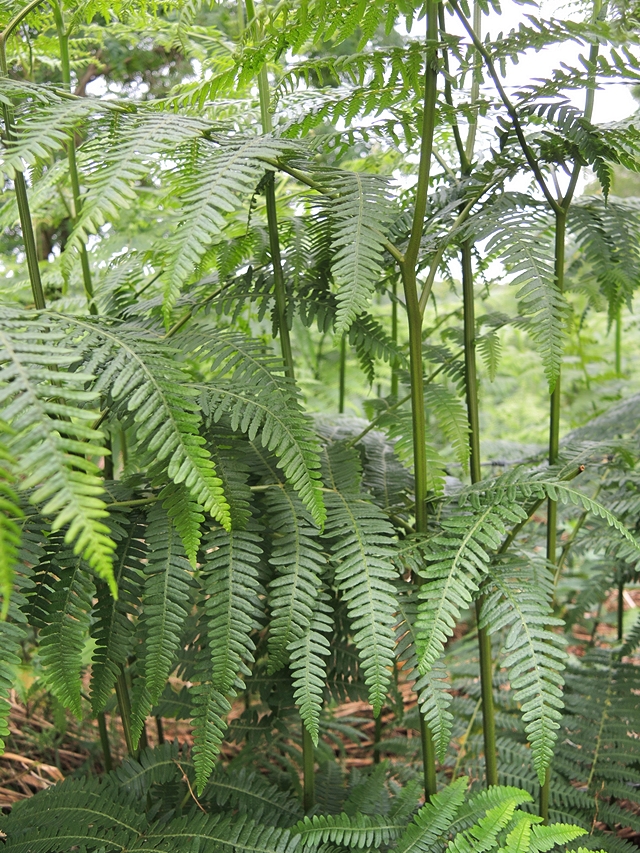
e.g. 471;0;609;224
0;311;116;588
192;330;325;525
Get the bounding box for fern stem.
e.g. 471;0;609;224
115;668;136;757
615;304;622;377
391;279;399;397
97;711;113;772
461;239;498;786
617;580;625;642
339;334;347;413
155;715;165;745
0;56;46;309
373;713;382;764
244;0;294;379
541;208;567;823
302;724;315;812
52;2;97;315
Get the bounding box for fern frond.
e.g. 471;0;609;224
294;811;405;849
0;312;116;589
415;496;527;675
318;169;393;334
130;504;195;742
481;558;567;783
265;486;325;673
323;463;399;715
447;791;532;853
424;383;470;472
190;669;231;793
36;549;94;718
192;330;324;525
204;764;303;827
389;776;467;853
0;423;22;616
90;511;146;714
144;812;300;853
79;319;231;532
289;590;333;744
201;525;265;695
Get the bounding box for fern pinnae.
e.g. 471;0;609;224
201;525;265;695
0;423;22;615
130;504;195;743
323;483;399;716
265;485;325;673
289;589;333;744
0;313;116;590
481;558;567;783
389;776;468;853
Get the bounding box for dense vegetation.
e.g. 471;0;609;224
0;0;639;850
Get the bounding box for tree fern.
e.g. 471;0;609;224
481;557;567;783
0;311;116;589
265;485;325;673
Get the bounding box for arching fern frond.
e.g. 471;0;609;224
0;312;116;589
294;811;405;849
414;496;527;676
389;776;467;853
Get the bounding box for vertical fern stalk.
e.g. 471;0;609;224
0;0;49;310
52;1;97;315
399;0;439;800
339;334;347;413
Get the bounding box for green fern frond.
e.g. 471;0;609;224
447;791;532;853
204;764;303;827
318;169;393;335
265;486;325;673
619;609;640;657
130;504;195;742
78;319;231;532
389;776;467;853
289;590;333;744
90;511;146;714
201;526;265;695
294;811;405;849
323;456;399;715
161;135;298;322
424;383;471;472
394;589;453;762
192;330;324;525
190;666;231;793
144;812;300;853
36;550;95;718
415;496;527;676
481;558;567;783
0;312;116;589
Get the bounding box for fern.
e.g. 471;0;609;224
481;558;567;782
414;494;527;675
201;525;265;695
317;169;394;334
191;330;325;526
90;510;146;714
289;590;334;743
294;811;406;848
265;486;325;673
389;776;468;853
0;423;22;615
424;383;471;472
323;444;399;715
0;311;116;589
130;504;195;743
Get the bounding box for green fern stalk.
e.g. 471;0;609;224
462;239;498;787
115;667;136;757
302;725;315;812
615;305;622;377
398;0;440;800
244;0;294;379
339;335;347;413
51;1;97;316
617;580;624;642
0;3;47;309
97;711;113;772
